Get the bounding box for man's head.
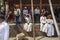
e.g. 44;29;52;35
0;14;5;23
47;14;52;19
24;7;27;9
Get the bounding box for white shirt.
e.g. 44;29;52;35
14;11;17;16
17;8;21;15
46;19;53;24
23;9;28;14
0;21;9;40
40;16;47;23
25;16;31;23
34;8;40;14
14;8;21;16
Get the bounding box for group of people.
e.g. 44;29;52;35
13;6;55;37
0;6;55;40
22;7;54;37
23;12;54;37
7;6;41;23
40;12;54;37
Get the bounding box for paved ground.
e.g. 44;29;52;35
9;36;60;40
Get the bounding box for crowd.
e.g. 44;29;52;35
0;5;55;40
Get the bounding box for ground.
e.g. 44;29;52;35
9;23;60;40
9;36;60;40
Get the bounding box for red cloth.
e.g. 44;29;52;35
8;13;14;20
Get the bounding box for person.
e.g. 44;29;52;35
34;7;40;23
23;14;32;32
40;12;47;31
0;14;9;40
22;7;28;17
16;7;21;22
25;14;31;22
7;11;12;23
42;15;54;37
14;8;21;24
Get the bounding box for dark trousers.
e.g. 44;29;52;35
15;16;20;24
34;14;40;23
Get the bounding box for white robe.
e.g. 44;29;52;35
42;19;54;36
25;16;31;23
24;23;32;32
40;16;47;31
0;21;9;40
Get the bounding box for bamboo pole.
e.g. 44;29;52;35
40;0;42;10
5;2;9;21
20;0;22;22
48;0;60;36
20;0;22;10
31;0;35;40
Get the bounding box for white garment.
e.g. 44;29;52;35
14;9;21;16
34;8;40;14
23;9;28;14
1;7;4;12
14;11;17;16
0;21;9;40
24;23;32;32
25;16;31;23
42;19;54;36
40;16;47;31
17;8;21;15
17;8;21;21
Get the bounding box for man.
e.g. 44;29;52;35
23;14;32;32
14;7;21;24
34;7;40;23
23;7;28;17
40;13;47;31
17;7;21;23
0;14;9;40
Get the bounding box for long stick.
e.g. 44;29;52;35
20;0;22;22
31;0;35;40
48;0;60;36
20;0;22;10
40;0;42;10
5;2;9;21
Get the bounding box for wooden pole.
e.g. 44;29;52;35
5;2;9;21
31;0;35;40
40;0;42;10
20;0;22;22
48;0;60;36
20;0;22;10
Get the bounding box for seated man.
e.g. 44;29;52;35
23;14;32;32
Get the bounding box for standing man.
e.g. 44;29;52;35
0;14;9;40
34;7;40;23
23;14;32;32
14;7;21;24
17;7;21;23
